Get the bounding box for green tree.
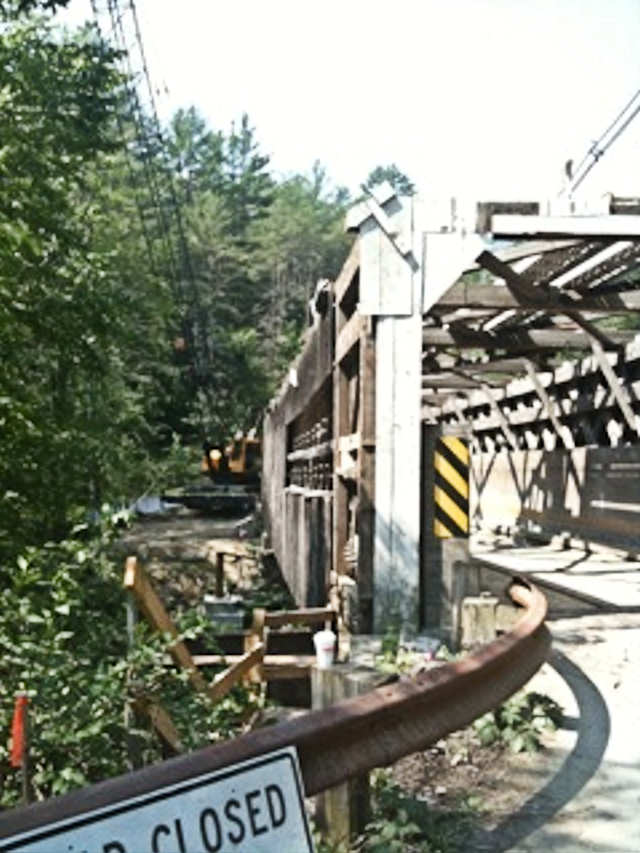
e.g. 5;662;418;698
0;17;175;555
222;113;274;238
167;106;225;203
364;163;416;196
251;162;352;379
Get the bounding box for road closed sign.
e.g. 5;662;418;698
1;747;314;853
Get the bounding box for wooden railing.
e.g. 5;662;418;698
124;557;337;748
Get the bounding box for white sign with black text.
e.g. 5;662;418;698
1;747;314;853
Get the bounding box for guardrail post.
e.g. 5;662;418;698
311;665;386;845
460;594;499;649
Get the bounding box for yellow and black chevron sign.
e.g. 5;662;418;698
434;436;469;538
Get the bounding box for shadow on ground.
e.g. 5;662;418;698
467;650;611;851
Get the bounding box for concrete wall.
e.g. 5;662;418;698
471;444;640;552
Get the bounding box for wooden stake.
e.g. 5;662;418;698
215;552;225;597
123;557;207;692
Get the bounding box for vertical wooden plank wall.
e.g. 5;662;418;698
262;301;335;607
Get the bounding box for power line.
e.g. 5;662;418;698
90;0;216;434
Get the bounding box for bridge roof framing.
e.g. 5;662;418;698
421;201;640;445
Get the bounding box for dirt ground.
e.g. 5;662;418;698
387;610;640;852
118;506;262;610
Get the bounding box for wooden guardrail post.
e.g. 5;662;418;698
311;665;389;846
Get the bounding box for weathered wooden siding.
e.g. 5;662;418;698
262;304;334;606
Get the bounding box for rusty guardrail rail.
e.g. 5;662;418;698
0;577;550;841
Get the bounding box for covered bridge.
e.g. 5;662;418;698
262;184;640;640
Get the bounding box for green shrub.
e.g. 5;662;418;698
473;691;563;753
0;511;259;805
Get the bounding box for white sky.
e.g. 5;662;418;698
59;0;640;202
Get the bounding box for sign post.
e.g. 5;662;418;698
1;748;314;853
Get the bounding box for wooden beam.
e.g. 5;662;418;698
454;357;531;375
477;250;551;307
357;306;376;631
334;240;360;305
547;240;635;290
436;281;640;312
123;557;207;692
362;191;412;256
590;340;640;436
477;250;618;349
492;214;640;237
132;697;182;754
422;327;635;350
336;312;364;363
524;361;574;449
207;644;265;703
422;374;501;390
193;654;316;680
264;606;335;629
479;384;518;449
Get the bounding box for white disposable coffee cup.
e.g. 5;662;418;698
313;629;336;669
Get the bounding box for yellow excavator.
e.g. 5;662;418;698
163;433;261;514
201;434;261;487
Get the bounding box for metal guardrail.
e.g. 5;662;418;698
0;577;550;841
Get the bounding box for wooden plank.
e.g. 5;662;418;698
480;384;518;449
422;327;635;350
437;281;640;312
334;240;360;306
590;340;640;436
132;697;182;754
192;654;315;680
473;239;581;266
123;557;207;692
547;240;635;289
477;249;618;349
357;317;376;632
360;198;414;315
336;312;364;363
454;357;532;375
207;643;265;703
333;356;350;579
264;606;335;629
524;361;574;449
422;374;504;390
492;214;640;237
476;201;539;232
478;250;556;307
362;192;412;256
